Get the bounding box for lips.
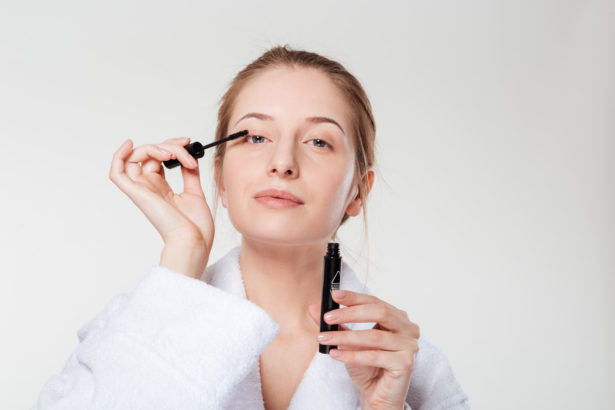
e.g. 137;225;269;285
254;188;304;204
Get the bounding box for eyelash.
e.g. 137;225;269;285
243;134;331;149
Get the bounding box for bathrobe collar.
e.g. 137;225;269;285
202;245;373;410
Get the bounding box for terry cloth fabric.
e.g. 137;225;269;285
33;245;470;409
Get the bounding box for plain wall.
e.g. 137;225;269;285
1;0;613;408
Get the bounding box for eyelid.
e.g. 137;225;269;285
243;133;269;143
242;132;332;148
305;137;332;149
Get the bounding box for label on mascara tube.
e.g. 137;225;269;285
319;242;341;354
331;269;340;292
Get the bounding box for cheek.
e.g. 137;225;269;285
220;158;243;206
315;161;355;213
220;153;258;210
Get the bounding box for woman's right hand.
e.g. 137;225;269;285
108;137;214;258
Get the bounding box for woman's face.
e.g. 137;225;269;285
218;66;363;246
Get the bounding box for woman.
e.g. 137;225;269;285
33;45;470;409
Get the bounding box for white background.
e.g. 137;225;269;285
1;1;614;409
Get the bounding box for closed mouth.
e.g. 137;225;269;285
254;188;304;204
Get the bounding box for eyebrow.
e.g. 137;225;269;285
234;112;345;135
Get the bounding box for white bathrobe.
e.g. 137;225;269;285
33;246;470;409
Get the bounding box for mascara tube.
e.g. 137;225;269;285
319;242;341;354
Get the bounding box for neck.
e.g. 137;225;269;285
238;236;328;335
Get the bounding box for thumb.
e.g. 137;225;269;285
180;160;204;197
308;303;351;333
306;303;321;326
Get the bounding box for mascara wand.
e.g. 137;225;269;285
163;129;249;169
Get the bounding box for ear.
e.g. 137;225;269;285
214;157;228;208
345;168;375;217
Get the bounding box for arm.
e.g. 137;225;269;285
32;264;280;410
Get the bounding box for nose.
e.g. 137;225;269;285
267;138;299;178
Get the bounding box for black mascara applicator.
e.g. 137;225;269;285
319;242;342;354
162;129;249;169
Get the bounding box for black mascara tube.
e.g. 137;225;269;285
319;242;341;354
162;129;249;169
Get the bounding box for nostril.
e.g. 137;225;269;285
269;166;296;176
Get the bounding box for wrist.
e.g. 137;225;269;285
358;398;406;410
160;239;209;279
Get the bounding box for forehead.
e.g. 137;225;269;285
230;66;352;132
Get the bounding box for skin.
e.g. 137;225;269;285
215;66;420;410
110;65;420;409
217;66;371;333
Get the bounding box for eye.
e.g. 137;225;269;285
307;138;330;149
244;134;268;144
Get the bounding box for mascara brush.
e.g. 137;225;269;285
163;129;249;169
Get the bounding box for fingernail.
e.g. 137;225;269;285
332;290;346;299
324;311;338;322
329;349;342;357
317;333;332;342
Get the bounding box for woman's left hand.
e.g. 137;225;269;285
307;290;420;410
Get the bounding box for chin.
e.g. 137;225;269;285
231;221;330;247
226;207;343;245
243;229;321;246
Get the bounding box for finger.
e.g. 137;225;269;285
328;347;415;372
140;141;190;175
161;136;191;145
126;144;175;164
141;157;164;176
125;144;175;179
331;289;392;309
157;142;198;170
179;159;204;196
109;139;142;195
141;145;174;176
307;303;324;326
329;289;416;333
308;303;350;331
317;328;411;351
323;302;407;332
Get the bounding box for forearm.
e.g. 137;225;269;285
160;239;209;279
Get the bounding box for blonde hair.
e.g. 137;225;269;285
211;45;376;244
